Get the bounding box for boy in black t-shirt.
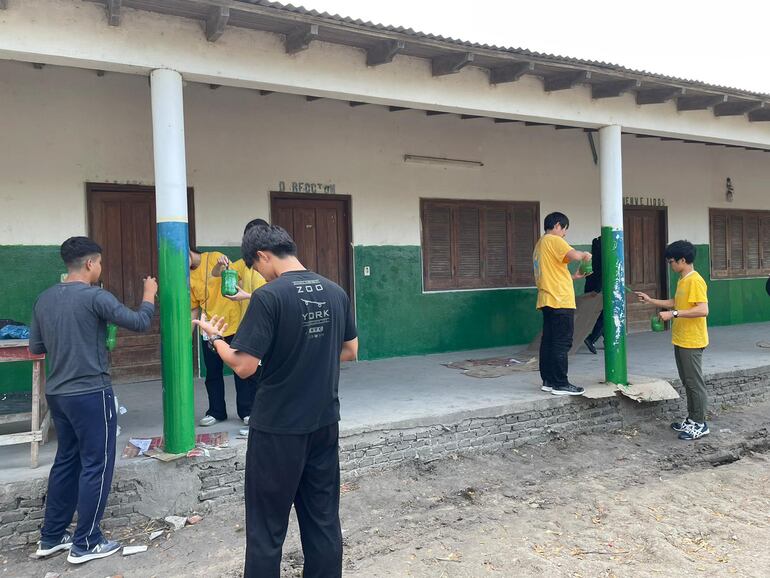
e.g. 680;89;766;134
194;225;358;578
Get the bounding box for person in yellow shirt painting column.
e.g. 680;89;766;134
190;247;254;429
637;240;710;441
533;212;592;397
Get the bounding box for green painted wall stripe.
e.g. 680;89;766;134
600;228;628;385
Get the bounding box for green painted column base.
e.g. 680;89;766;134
601;227;628;386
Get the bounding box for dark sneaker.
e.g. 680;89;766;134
540;381;553;392
551;384;585;396
67;539;121;564
35;532;73;558
671;417;693;432
679;422;710;441
583;338;597;354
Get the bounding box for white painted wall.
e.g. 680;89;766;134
2;0;770;148
1;61;769;249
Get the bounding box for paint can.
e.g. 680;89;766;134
221;268;238;297
650;315;665;332
578;260;593;276
106;322;118;351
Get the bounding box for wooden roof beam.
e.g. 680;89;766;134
389;106;409;112
259;90;274;96
676;94;727;112
366;39;405;66
461;114;483;119
105;0;122;27
591;79;641;99
713;100;764;117
636;87;683;105
306;95;322;101
543;70;591;92
493;118;520;124
349;101;367;107
285;23;319;55
432;52;474;77
749;107;770;122
205;6;229;42
426;110;450;116
489;62;534;85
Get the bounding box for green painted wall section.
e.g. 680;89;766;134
0;246;62;393
667;244;770;327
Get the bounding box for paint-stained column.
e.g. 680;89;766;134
150;69;195;453
599;125;628;386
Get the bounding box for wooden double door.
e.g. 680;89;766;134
87;184;195;382
623;207;668;333
270;193;353;297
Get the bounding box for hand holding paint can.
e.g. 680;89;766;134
221;268;239;297
578;260;593;276
650;314;665;332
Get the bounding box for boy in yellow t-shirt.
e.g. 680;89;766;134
637;240;709;441
533;212;592;397
190;248;254;428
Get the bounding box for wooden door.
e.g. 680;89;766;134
270;193;353;297
87;184;195;383
623;207;668;333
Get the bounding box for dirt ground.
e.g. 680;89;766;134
5;400;770;578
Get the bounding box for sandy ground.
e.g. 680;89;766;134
5;401;770;578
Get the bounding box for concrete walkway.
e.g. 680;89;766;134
2;322;769;483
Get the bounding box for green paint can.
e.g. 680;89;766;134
650;315;665;332
578;260;593;276
221;268;238;297
106;322;118;351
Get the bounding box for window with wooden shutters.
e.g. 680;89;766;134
710;209;770;278
421;199;539;290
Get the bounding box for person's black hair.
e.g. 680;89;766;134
243;218;269;236
544;212;569;231
242;225;297;267
664;240;696;264
60;236;102;269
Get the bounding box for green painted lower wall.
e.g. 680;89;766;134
2;243;769;390
668;244;770;327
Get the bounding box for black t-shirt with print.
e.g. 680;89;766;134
231;270;357;435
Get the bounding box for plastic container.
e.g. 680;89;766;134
578;260;593;276
650;315;665;332
221;268;238;297
106;322;118;351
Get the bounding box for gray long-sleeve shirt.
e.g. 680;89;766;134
29;282;155;396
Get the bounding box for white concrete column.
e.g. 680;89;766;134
598;125;628;386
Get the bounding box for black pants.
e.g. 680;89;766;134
244;423;342;578
201;335;256;420
587;311;604;344
41;388;117;549
539;307;575;387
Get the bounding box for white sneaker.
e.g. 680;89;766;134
243;416;250;426
239;428;249;437
199;415;218;427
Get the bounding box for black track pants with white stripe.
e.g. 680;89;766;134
41;388;117;549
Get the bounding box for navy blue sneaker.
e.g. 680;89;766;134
671;417;693;432
35;532;72;558
678;422;710;441
67;539;121;564
551;383;585;396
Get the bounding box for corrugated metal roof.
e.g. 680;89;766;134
237;0;770;99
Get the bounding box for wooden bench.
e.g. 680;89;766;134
0;339;51;468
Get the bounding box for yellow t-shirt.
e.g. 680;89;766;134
672;271;709;349
190;251;242;337
230;258;267;318
533;234;576;309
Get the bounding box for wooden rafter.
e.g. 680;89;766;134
676;94;727;112
543;71;590;92
105;0;122;26
493;118;520;123
205;5;229;42
306;95;322;101
366;39;405;66
426;110;450;116
285;23;319;55
431;53;474;77
489;62;534;84
591;79;640;99
636;87;683;105
389;106;409;112
259;90;274;96
713;100;764;117
349;101;367;107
